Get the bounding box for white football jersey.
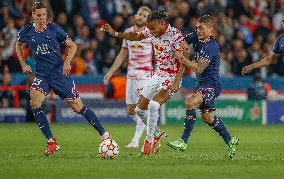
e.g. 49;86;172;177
122;26;153;79
142;24;184;78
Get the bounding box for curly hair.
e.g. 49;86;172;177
32;0;47;12
147;9;168;21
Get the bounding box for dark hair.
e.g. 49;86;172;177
147;9;168;21
197;15;215;27
32;0;47;12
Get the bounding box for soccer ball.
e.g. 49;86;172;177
99;139;119;159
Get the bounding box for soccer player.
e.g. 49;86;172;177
103;6;153;149
101;9;187;155
242;16;284;75
167;15;239;159
15;1;111;156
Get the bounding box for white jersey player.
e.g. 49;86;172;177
103;6;153;148
101;9;187;155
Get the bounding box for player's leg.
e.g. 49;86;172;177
52;76;111;139
143;89;170;154
67;99;111;139
30;77;59;156
125;104;146;148
167;93;203;151
199;89;239;158
125;79;146;148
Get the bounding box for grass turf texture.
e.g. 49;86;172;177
0;124;283;179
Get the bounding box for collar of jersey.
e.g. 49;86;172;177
33;21;49;33
199;35;212;43
158;23;170;37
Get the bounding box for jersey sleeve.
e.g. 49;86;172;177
17;27;27;43
55;25;70;43
272;36;282;55
172;31;184;51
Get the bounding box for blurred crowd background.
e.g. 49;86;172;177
0;0;284;108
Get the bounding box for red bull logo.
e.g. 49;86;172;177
154;44;164;52
131;43;144;49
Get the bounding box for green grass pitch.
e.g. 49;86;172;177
0;123;283;179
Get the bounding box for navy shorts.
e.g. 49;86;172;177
30;75;79;101
194;87;220;113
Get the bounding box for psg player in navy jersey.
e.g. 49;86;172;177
15;1;112;156
242;16;284;75
168;15;239;159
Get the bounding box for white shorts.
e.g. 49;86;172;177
141;74;182;100
126;78;149;104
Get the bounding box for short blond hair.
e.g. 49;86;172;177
138;6;151;14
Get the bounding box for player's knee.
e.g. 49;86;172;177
201;114;213;124
127;107;135;116
185;100;195;110
70;103;82;113
148;100;160;111
30;99;42;109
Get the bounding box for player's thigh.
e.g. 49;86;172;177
125;78;145;105
185;92;203;109
67;98;84;113
138;77;160;109
51;76;80;101
30;89;46;108
29;76;50;108
140;77;161;100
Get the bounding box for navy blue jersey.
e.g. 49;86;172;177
17;22;69;78
185;31;222;95
272;34;284;55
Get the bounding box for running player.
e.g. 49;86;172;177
167;15;239;159
15;1;112;156
101;9;187;155
103;6;153;149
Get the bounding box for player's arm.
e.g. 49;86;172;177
63;39;77;75
15;39;32;74
241;54;279;75
103;48;128;85
169;42;188;92
174;51;207;75
100;23;146;41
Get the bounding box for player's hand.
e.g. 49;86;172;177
63;61;71;76
100;23;115;35
174;51;186;64
103;72;113;85
241;65;253;75
22;64;32;74
169;81;179;95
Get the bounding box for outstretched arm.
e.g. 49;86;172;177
241;54;279;75
103;48;128;85
100;23;146;41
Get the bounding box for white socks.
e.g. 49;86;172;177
146;100;160;142
135;106;148;121
130;114;146;142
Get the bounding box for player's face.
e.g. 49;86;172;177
146;20;163;38
32;8;48;26
196;22;213;40
135;10;150;27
